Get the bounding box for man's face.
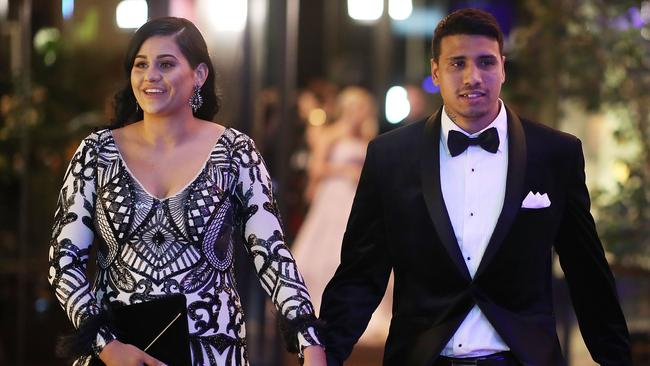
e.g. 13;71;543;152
431;34;505;133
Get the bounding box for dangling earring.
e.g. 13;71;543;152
189;85;203;112
135;101;140;113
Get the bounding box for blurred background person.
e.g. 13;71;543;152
283;80;339;240
292;86;391;346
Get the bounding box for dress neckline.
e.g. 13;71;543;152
108;127;230;201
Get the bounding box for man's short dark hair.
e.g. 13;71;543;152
431;8;504;62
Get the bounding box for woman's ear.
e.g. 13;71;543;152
194;63;209;87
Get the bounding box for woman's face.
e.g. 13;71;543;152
131;35;202;118
342;93;373;127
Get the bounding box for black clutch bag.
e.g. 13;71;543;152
91;294;191;365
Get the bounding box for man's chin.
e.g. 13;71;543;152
459;108;492;120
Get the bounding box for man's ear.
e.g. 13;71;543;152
194;63;209;87
501;55;506;83
430;58;440;86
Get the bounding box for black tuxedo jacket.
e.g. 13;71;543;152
319;108;631;366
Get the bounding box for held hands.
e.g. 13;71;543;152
303;345;327;366
99;340;167;366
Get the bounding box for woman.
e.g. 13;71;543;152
292;87;392;346
48;17;325;366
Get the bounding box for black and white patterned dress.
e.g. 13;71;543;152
48;128;321;365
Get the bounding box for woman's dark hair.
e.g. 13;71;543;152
431;8;504;63
111;17;220;127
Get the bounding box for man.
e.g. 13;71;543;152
319;8;631;366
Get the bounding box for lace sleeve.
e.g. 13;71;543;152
48;134;115;360
232;133;323;356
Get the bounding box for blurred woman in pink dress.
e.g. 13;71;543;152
293;86;392;346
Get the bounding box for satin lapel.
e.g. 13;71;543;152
420;110;472;281
475;107;527;278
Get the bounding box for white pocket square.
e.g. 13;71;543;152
521;191;551;209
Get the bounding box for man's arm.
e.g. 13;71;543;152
554;138;632;365
319;140;392;365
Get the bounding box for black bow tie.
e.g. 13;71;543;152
447;127;500;157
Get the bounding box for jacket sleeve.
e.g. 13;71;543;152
554;138;632;365
319;139;392;365
233;133;322;356
48;134;116;360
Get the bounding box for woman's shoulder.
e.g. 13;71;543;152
212;127;265;169
220;125;245;139
78;128;114;149
218;126;257;149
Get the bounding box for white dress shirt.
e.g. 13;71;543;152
439;100;511;357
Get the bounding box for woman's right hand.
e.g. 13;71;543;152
98;340;167;366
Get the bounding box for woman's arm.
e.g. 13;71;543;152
48;134;116;359
232;132;324;362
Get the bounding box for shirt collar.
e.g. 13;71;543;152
440;99;508;156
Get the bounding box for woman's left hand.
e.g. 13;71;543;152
303;345;327;366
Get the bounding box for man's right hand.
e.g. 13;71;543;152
98;340;167;366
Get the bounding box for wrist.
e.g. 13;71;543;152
94;329;116;357
303;345;326;364
98;339;121;361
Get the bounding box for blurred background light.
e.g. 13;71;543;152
421;76;439;94
612;6;646;30
348;0;383;22
388;0;412;21
62;0;74;20
613;161;631;184
33;28;60;51
0;0;7;20
385;86;410;124
391;7;444;35
202;0;248;32
34;28;61;66
308;108;327;126
169;0;195;19
34;298;50;314
116;0;148;29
